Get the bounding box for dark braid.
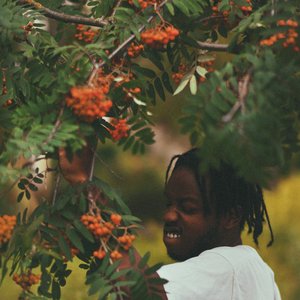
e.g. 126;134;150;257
165;148;274;246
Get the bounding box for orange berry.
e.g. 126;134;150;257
110;214;122;226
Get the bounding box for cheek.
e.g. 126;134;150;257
184;216;216;236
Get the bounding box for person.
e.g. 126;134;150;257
154;148;281;300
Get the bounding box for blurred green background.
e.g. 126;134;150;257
1;77;300;300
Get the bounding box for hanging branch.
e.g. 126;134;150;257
18;0;108;27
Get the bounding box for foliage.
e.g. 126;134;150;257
0;0;299;298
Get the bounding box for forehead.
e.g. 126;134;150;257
165;166;201;199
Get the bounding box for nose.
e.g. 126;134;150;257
163;206;179;223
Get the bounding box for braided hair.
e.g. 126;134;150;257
165;148;274;246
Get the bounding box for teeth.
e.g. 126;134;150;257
166;233;181;239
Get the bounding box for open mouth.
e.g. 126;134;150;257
164;226;182;239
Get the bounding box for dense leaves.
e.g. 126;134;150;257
0;0;300;298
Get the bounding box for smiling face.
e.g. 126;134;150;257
163;166;222;261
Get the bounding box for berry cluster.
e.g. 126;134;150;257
1;72;13;108
127;43;144;58
260;19;299;52
114;72;134;88
141;25;179;48
94;68;114;94
172;59;215;85
13;270;40;291
66;86;112;122
211;0;252;18
109;118;130;141
0;215;16;246
128;0;160;10
198;59;215;83
81;214;114;237
117;234;136;250
80;212;136;261
123;86;142;101
21;21;33;34
75;24;98;43
172;64;188;84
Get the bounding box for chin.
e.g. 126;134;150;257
167;249;193;262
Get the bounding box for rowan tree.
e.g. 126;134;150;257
0;0;299;299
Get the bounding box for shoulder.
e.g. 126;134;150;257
157;248;235;300
157;246;280;300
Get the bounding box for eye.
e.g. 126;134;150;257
180;203;198;214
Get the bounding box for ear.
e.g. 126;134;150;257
220;208;242;230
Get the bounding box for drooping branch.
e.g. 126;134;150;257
18;0;107;27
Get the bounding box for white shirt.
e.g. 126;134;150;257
157;245;281;300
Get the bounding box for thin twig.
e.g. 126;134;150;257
42;105;64;147
93;152;123;181
88;142;97;182
100;239;125;300
18;0;107;27
222;100;241;123
197;40;228;52
98;0;169;69
238;72;251;114
52;172;61;206
111;0;123;18
222;72;252;123
194;14;226;24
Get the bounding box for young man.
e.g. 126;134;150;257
156;148;281;299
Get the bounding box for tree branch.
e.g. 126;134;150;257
42;105;65;147
18;0;107;27
197;40;228;52
97;0;169;69
111;0;123;18
222;72;252;123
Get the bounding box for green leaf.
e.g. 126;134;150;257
196;66;208;78
165;3;175;15
58;235;72;261
173;73;192;95
52;281;61;300
173;0;190;15
189;75;197;95
162;72;173;94
66;227;84;253
154;77;165;101
132;65;156;78
138;251;150;269
17;192;24;202
73;219;94;243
